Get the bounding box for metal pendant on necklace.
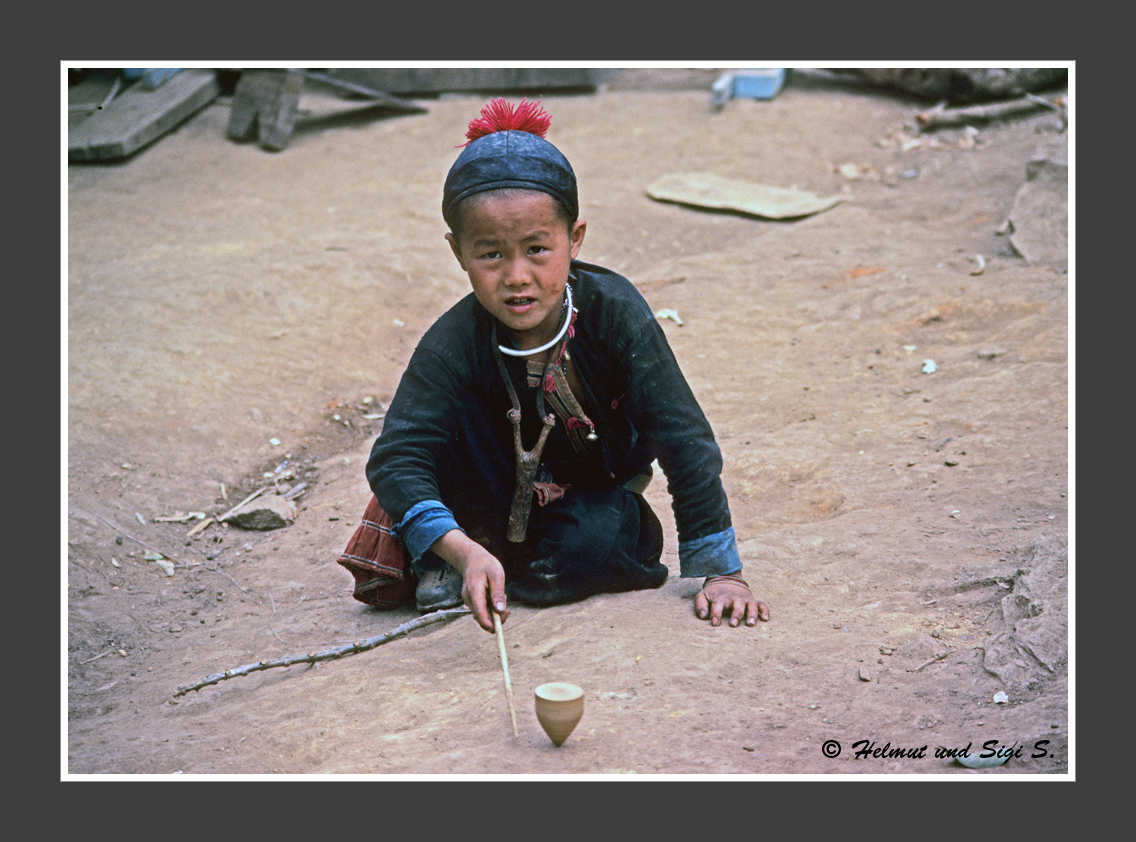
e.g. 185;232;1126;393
526;352;598;450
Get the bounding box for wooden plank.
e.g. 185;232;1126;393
318;68;609;96
69;69;220;161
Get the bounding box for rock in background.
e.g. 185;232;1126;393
1008;135;1069;267
981;537;1069;695
224;493;297;530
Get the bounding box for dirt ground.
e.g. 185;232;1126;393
65;67;1070;777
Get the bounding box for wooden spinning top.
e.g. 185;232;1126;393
534;682;584;746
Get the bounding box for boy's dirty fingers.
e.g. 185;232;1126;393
463;575;498;632
694;588;710;621
462;582;494;632
463;560;509;633
489;577;509;628
735;596;770;626
696;578;769;628
694;588;725;624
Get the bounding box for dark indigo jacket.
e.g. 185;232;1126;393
366;261;740;578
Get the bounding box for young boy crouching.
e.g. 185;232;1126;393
366;99;770;633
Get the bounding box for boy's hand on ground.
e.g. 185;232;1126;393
695;575;770;628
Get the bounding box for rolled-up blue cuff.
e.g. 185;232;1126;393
678;527;742;578
392;500;464;562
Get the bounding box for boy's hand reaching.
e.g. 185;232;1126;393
459;551;509;632
695;574;770;628
430;529;509;632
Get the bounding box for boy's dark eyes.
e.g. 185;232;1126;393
478;245;548;259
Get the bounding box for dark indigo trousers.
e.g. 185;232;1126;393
414;484;668;606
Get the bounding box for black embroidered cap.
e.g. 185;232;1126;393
442;99;578;229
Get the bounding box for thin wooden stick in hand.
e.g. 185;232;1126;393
494;610;519;737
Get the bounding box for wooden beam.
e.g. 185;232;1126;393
317;67;609;96
299;70;426;114
69;69;220;161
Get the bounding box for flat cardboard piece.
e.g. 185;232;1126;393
647;173;844;219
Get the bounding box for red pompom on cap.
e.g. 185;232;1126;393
462;98;552;146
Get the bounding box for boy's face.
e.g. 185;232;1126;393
446;190;586;352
